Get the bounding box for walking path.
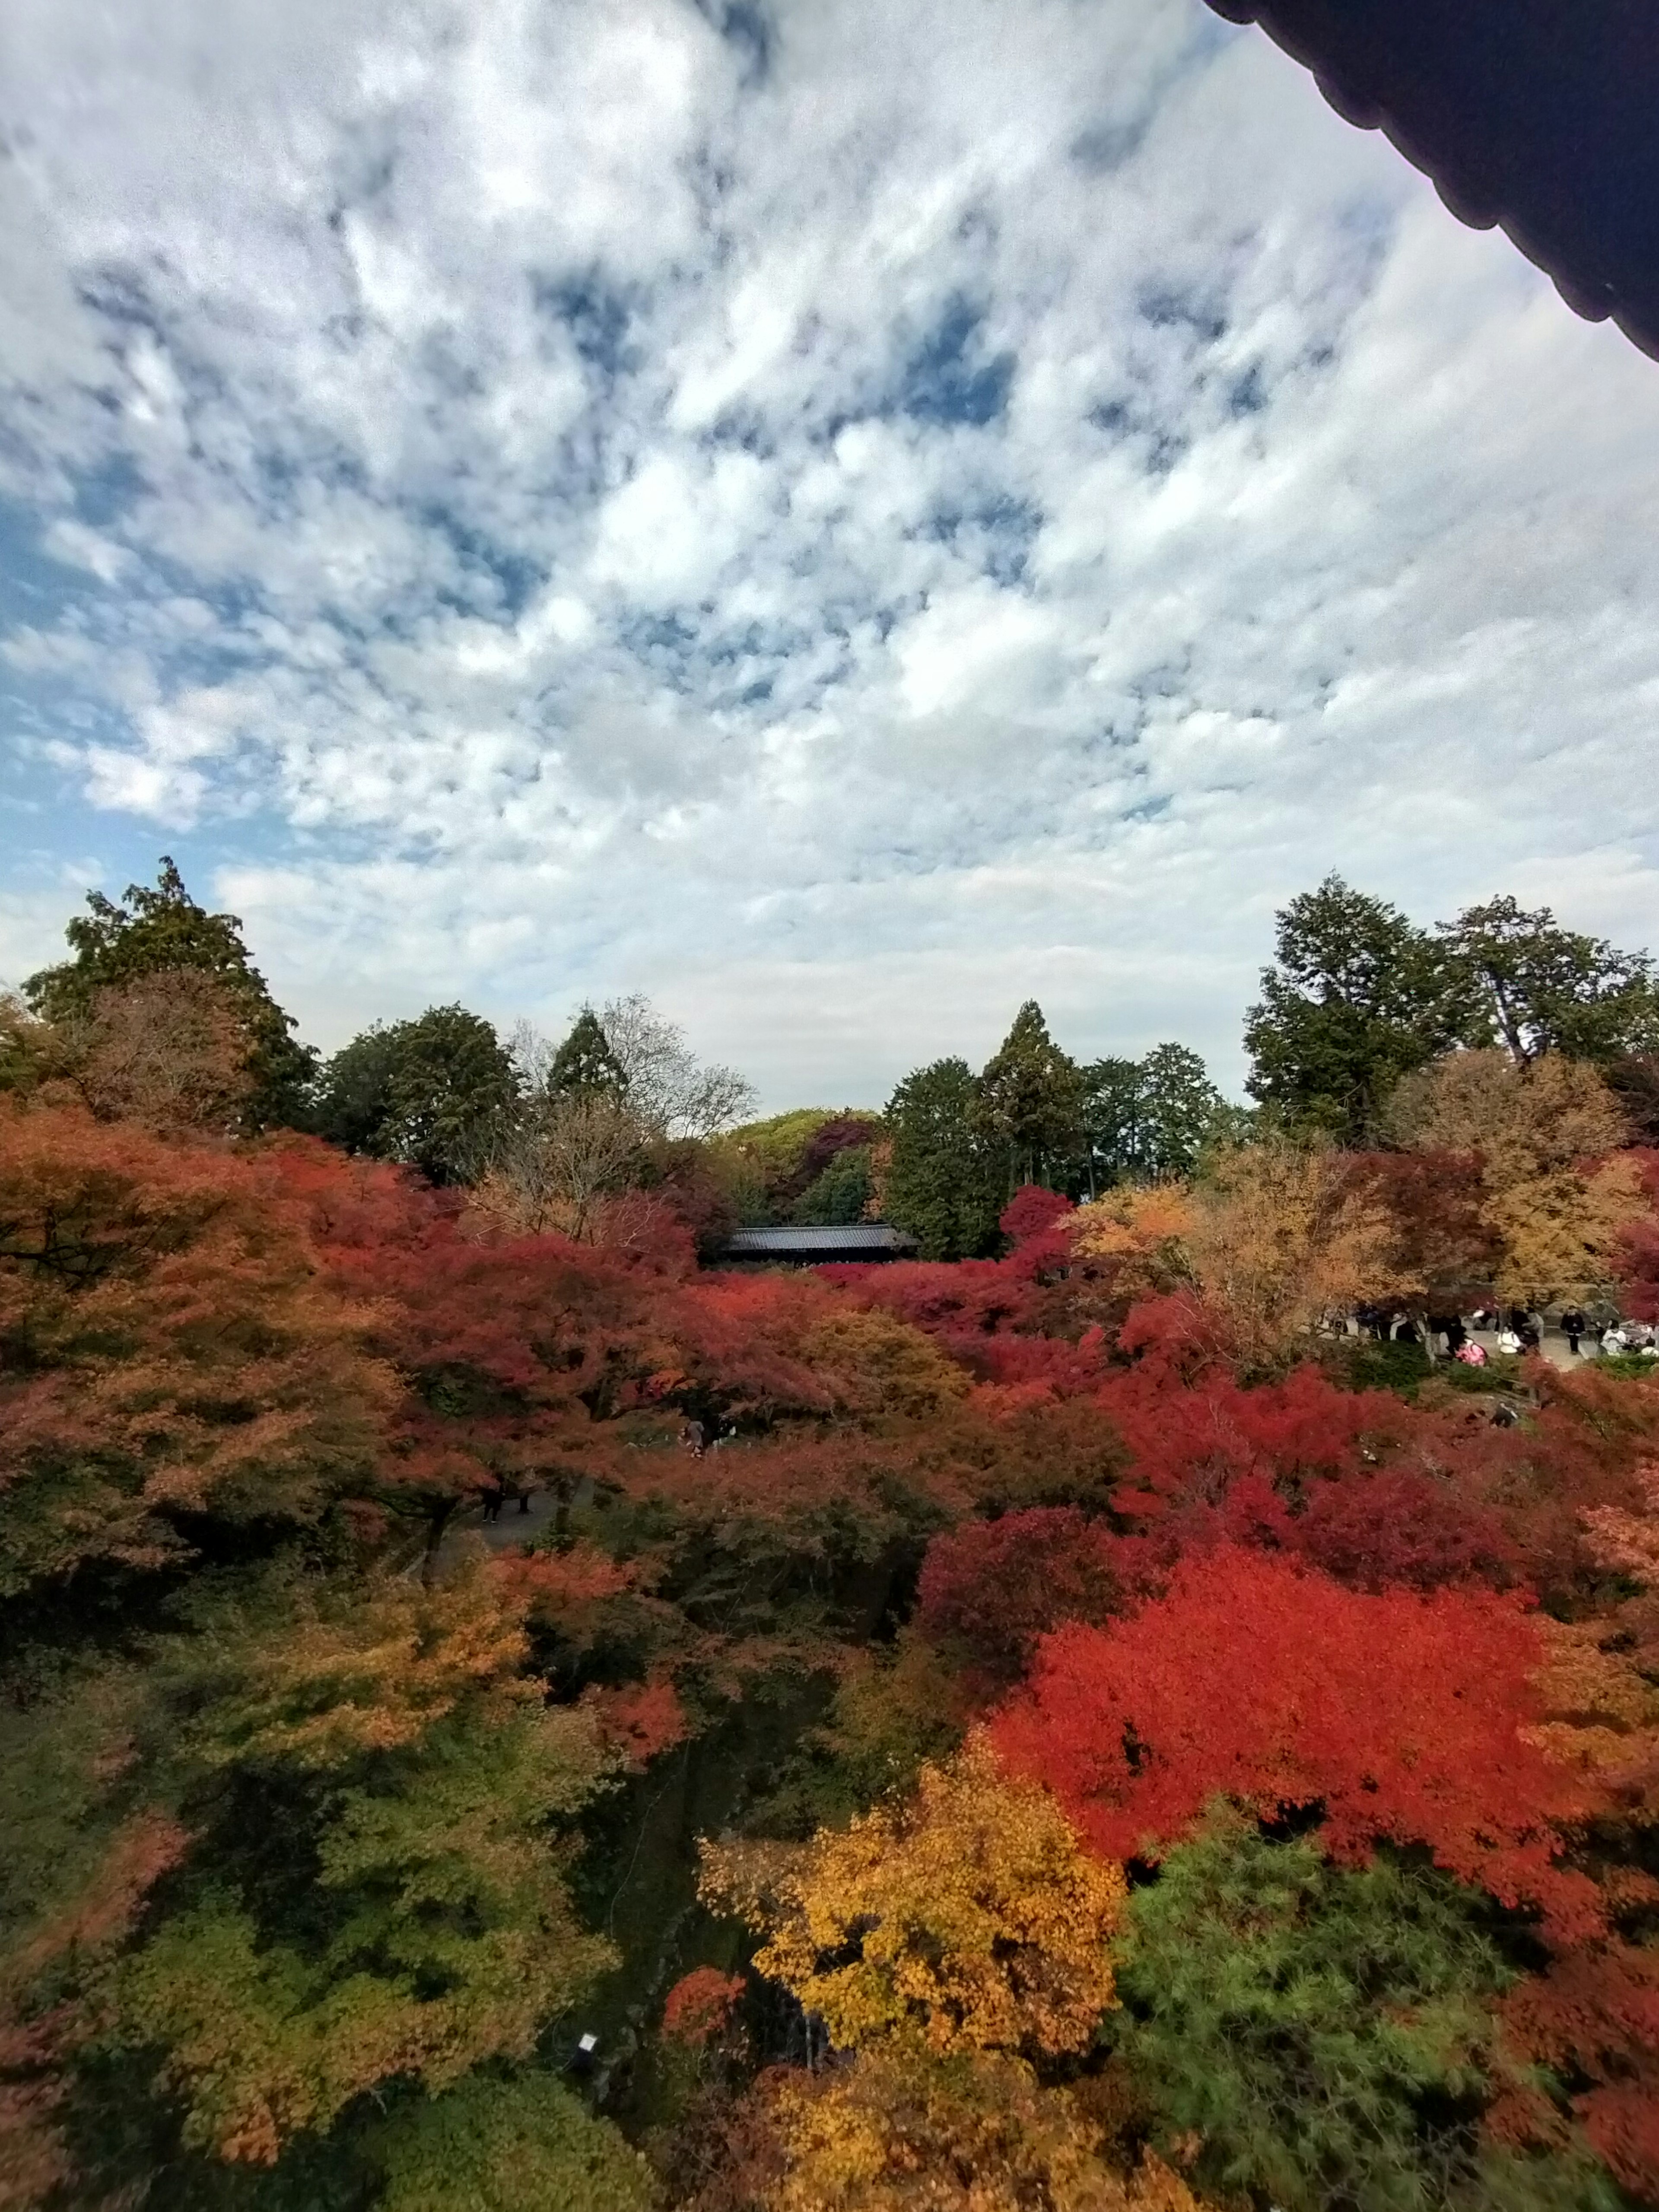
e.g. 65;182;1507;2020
466;1489;560;1548
1465;1325;1581;1372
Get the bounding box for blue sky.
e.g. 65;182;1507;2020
3;0;1657;1109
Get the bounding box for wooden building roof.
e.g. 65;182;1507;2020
716;1224;920;1265
1205;0;1659;360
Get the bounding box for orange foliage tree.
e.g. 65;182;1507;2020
0;1103;391;1606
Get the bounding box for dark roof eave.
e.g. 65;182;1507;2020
1203;0;1659;362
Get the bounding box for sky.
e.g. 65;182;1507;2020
2;0;1657;1112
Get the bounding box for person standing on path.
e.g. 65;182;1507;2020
1560;1306;1586;1357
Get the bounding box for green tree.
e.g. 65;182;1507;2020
883;1058;1004;1260
367;2074;653;2212
973;1002;1082;1192
1244;877;1466;1144
24;858;315;1128
792;1144;874;1225
1138;1042;1226;1179
1083;1045;1227;1187
1440;895;1659;1067
547;1007;629;1100
316;1007;520;1185
1080;1056;1144;1189
1112;1808;1613;2212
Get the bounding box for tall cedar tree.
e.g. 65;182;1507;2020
973;1001;1083;1192
883;1058;1006;1259
1081;1045;1227;1189
548;1006;630;1097
24;858;315;1128
1244;876;1466;1144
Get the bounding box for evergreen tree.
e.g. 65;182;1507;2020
791;1144;874;1225
883;1058;1004;1259
973;1001;1083;1192
1440;895;1659;1066
1138;1042;1226;1179
316;1006;519;1184
547;1007;629;1099
25;858;315;1128
1082;1044;1226;1187
1112;1809;1615;2212
1080;1055;1143;1188
1244;876;1466;1144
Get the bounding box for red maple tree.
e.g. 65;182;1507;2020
992;1543;1603;1939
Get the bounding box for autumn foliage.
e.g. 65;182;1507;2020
7;978;1659;2212
993;1545;1602;1937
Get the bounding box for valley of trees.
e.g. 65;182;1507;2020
3;860;1659;2212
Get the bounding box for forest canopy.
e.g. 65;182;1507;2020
3;862;1659;2212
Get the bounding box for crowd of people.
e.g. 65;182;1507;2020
1351;1302;1657;1363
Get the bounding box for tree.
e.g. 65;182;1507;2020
915;1508;1128;1688
597;993;757;1137
472;1090;645;1243
102;1563;617;2166
694;1738;1173;2212
1440;896;1659;1067
1137;1044;1227;1181
1079;1056;1144;1187
1081;1047;1226;1189
0;1531;617;2202
24;858;315;1128
1111;1808;1612;2212
1345;1148;1501;1353
1244;877;1466;1144
700;1732;1124;2062
1606;1052;1659;1144
1184;1138;1405;1373
992;1545;1602;1939
1388;1051;1642;1305
883;1058;1005;1260
728;2048;1210;2212
72;969;255;1132
1618;1149;1659;1322
316;1006;521;1184
800;1305;972;1424
0;1102;391;1608
791;1142;874;1224
547;1007;630;1100
368;2074;654;2212
973;1002;1083;1191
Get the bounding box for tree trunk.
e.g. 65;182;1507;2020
420;1498;457;1586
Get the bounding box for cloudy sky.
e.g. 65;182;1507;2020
2;0;1656;1109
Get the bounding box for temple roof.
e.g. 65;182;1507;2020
718;1224;920;1262
1205;0;1659;359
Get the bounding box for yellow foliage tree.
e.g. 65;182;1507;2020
1183;1141;1403;1373
1388;1050;1643;1304
105;1562;616;2164
754;2046;1210;2212
700;1732;1123;2062
802;1306;973;1425
1068;1185;1196;1314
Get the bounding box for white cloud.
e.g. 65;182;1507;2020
2;0;1657;1108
